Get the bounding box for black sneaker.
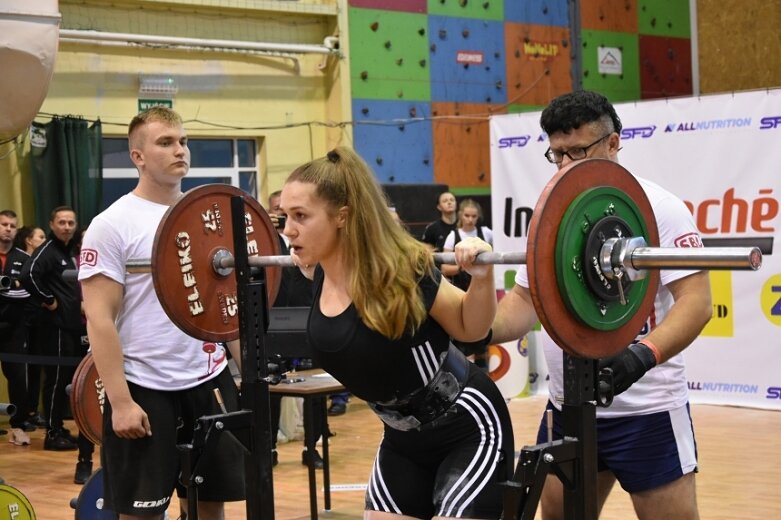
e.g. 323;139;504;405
60;427;78;443
327;402;347;416
271;449;279;467
301;449;324;469
74;459;93;484
19;421;37;432
29;413;48;428
44;430;77;451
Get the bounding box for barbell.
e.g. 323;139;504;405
75;161;761;358
69;160;763;450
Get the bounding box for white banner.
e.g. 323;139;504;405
490;89;781;409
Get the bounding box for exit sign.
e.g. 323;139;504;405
138;98;173;111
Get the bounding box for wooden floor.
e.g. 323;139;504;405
2;395;780;519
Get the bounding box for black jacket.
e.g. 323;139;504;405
0;247;31;326
20;233;82;332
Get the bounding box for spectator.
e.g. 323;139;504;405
0;210;35;445
12;226;48;430
420;191;457;252
20;206;85;454
441;199;494;291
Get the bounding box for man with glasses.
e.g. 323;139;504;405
491;90;712;519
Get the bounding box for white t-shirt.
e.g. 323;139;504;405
79;192;227;391
516;176;699;418
442;226;494;250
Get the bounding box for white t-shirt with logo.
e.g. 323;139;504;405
442;226;494;250
516;176;701;418
79;192;227;391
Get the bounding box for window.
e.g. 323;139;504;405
100;138;259;210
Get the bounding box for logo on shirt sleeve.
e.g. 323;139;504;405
80;248;98;266
674;232;703;248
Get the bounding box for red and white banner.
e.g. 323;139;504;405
489;89;781;409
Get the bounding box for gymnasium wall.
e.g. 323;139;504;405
0;0;344;222
2;0;778;223
347;0;699;207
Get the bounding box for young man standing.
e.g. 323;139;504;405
79;107;244;520
492;91;711;520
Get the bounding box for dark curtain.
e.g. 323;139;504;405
29;117;103;228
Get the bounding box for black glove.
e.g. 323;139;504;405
452;329;493;357
598;342;657;396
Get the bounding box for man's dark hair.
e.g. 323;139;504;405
0;209;17;219
540;90;622;136
50;205;75;221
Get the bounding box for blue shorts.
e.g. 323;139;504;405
536;401;698;493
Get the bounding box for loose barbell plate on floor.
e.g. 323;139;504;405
72;468;117;519
0;484;36;519
71;352;104;446
152;184;282;342
527;159;660;359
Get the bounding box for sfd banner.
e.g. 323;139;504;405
490;89;781;410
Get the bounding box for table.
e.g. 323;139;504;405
269;370;345;520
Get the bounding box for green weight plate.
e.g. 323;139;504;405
0;484;36;519
527;159;660;359
556;187;652;330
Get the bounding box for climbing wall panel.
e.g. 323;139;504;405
507;104;545;114
504;0;568;27
581;29;640;101
352;99;434;183
349;0;427;13
427;0;504;21
580;0;638;33
432;102;506;189
349;8;431;100
639;35;692;99
428;16;507;104
504;22;572;107
637;0;690;38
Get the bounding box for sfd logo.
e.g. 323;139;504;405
674;233;703;248
498;135;531;148
80;248;98;267
759;116;781;130
767;387;781;399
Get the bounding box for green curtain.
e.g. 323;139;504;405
29;117;103;228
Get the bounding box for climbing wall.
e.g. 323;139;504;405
347;0;693;193
504;22;572;108
428;16;507;104
432;101;506;190
352;99;433;183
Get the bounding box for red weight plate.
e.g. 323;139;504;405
527;159;660;359
151;184;281;342
70;352;104;446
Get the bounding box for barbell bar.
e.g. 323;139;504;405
122;242;761;275
72;166;765;358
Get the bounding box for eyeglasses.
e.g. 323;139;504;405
544;133;612;165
